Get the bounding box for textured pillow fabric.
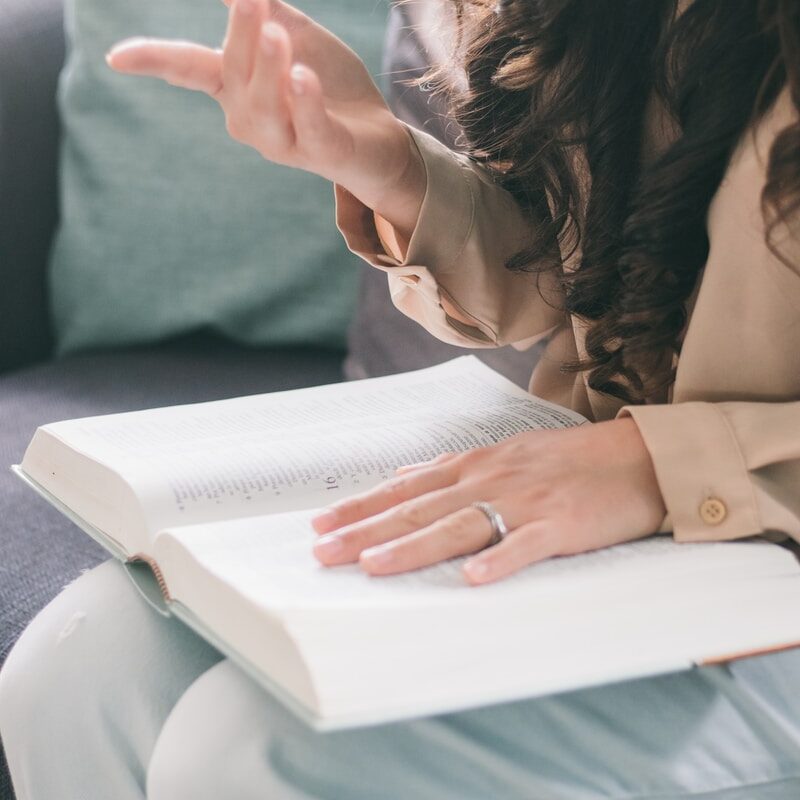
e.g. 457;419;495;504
50;0;387;355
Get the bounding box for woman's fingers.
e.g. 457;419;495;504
463;522;559;585
358;506;503;576
311;463;459;534
108;15;332;163
313;487;475;566
107;39;223;96
395;453;457;476
222;0;263;90
247;21;295;149
319;488;561;584
289;64;341;158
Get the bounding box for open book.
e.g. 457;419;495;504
14;357;800;730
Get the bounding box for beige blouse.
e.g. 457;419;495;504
334;88;800;547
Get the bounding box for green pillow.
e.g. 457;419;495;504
50;0;388;354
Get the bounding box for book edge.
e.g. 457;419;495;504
699;640;800;667
12;465;130;561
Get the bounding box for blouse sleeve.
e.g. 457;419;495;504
334;125;566;349
620;401;800;544
617;89;800;546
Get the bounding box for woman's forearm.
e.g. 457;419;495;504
337;121;428;246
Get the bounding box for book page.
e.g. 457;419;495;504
155;509;797;611
29;358;586;541
155;510;800;727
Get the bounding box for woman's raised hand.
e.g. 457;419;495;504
106;0;426;236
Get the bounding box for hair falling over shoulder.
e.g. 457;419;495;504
430;0;800;403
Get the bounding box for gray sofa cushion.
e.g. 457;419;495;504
0;337;344;799
0;0;64;373
381;1;458;149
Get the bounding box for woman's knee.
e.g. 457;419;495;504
147;660;296;800
0;559;222;794
147;661;460;800
0;561;136;733
0;561;148;793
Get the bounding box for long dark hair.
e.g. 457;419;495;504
432;0;800;402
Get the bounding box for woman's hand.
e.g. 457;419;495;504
106;0;426;238
311;418;667;585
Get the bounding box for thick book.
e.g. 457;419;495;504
13;357;800;730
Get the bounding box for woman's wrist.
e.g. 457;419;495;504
371;125;427;243
340;121;427;245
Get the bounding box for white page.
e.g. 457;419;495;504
31;358;586;538
155;509;797;611
155;511;800;726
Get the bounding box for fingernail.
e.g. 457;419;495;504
311;510;338;532
290;65;306;95
398;459;431;472
464;559;489;582
106;37;144;57
361;545;394;568
261;22;281;53
314;535;343;559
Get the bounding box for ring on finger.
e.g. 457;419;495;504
471;501;510;550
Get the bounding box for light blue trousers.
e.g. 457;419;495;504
1;560;800;800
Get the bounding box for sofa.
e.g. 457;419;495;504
0;0;541;796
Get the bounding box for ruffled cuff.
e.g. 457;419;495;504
334;124;563;349
334;126;498;347
334;125;474;273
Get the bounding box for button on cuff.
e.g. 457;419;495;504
619;402;762;542
699;497;728;526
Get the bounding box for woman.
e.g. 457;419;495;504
2;0;799;797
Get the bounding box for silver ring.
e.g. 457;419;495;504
471;501;510;549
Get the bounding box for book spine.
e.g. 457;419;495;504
130;553;172;602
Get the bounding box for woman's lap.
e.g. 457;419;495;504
147;657;800;800
2;561;799;800
0;560;223;800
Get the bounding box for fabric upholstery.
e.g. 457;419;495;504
381;1;458;149
49;0;387;356
0;0;65;789
0;0;65;373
